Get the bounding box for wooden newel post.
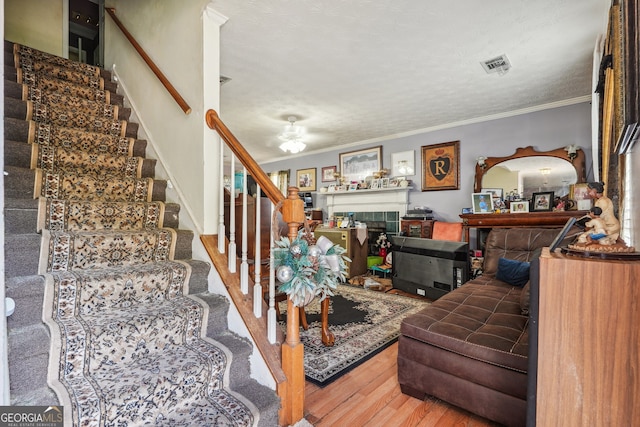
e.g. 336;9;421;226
279;186;306;424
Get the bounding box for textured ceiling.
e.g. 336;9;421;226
212;0;609;163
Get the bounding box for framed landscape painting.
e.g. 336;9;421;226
421;141;460;191
339;146;382;184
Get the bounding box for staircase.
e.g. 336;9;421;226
3;41;279;426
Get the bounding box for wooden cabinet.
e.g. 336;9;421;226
313;227;368;278
534;249;640;426
400;219;434;238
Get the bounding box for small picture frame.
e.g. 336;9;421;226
328;184;336;193
348;183;358;191
510;200;530;213
389;178;400;187
481;188;503;200
532;191;554;212
472;193;494;214
380;178;390;188
370;179;380;189
569;183;590;210
296;168;316;191
322;166;337;182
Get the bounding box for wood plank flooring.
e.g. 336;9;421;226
304;342;500;426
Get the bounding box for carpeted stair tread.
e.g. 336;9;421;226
88;344;254;427
4;117;145;157
38;199;167;232
32;145;154;178
86;301;199;364
40;228;178;272
5;97;129;137
4;197;39;234
3;139;33;168
22;86;129;120
3;165;36;199
8;324;54;403
5;275;46;329
34;168;165;202
4;233;41;277
4;198;179;233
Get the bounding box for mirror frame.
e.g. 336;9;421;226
474;146;586;193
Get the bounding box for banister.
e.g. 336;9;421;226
206;109;285;205
105;8;192;115
206;109;305;425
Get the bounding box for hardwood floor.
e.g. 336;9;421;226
304;342;499;426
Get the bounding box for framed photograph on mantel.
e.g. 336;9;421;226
532;191;554;212
296;168;316;192
321;166;337;182
421;140;460;191
339;146;382;184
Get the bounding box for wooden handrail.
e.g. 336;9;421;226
105;8;192;115
206;110;285;205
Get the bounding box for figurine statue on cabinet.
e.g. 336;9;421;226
568;181;635;253
575;207;607;244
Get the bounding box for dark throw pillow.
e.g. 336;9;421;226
496;257;530;287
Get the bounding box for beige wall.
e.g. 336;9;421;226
104;0;219;233
5;0;64;56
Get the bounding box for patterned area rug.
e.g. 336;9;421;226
281;284;430;386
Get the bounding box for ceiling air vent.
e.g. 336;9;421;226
220;75;232;85
481;54;511;75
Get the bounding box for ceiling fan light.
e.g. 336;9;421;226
279;140;306;154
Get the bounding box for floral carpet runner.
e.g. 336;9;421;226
13;43;255;426
282;284;429;386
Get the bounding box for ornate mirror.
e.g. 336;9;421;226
474;146;586;198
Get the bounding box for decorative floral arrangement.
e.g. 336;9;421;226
273;230;351;307
376;232;392;249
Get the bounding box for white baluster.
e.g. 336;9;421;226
218;138;225;253
253;183;262;317
267;202;277;344
240;168;249;293
228;155;237;272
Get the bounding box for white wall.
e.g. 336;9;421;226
103;0;217;234
263;102;593;222
4;0;64;56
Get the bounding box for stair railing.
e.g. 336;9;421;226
105;8;192;115
204;109;305;426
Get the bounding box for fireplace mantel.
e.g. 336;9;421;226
320;187;411;217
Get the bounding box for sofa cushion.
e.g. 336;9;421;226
520;282;531;315
401;280;529;373
483;228;563;275
496;258;530;287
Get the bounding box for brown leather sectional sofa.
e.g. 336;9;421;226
397;227;574;427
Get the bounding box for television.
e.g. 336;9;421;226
391;236;469;300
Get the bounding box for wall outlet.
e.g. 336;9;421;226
417;289;426;296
